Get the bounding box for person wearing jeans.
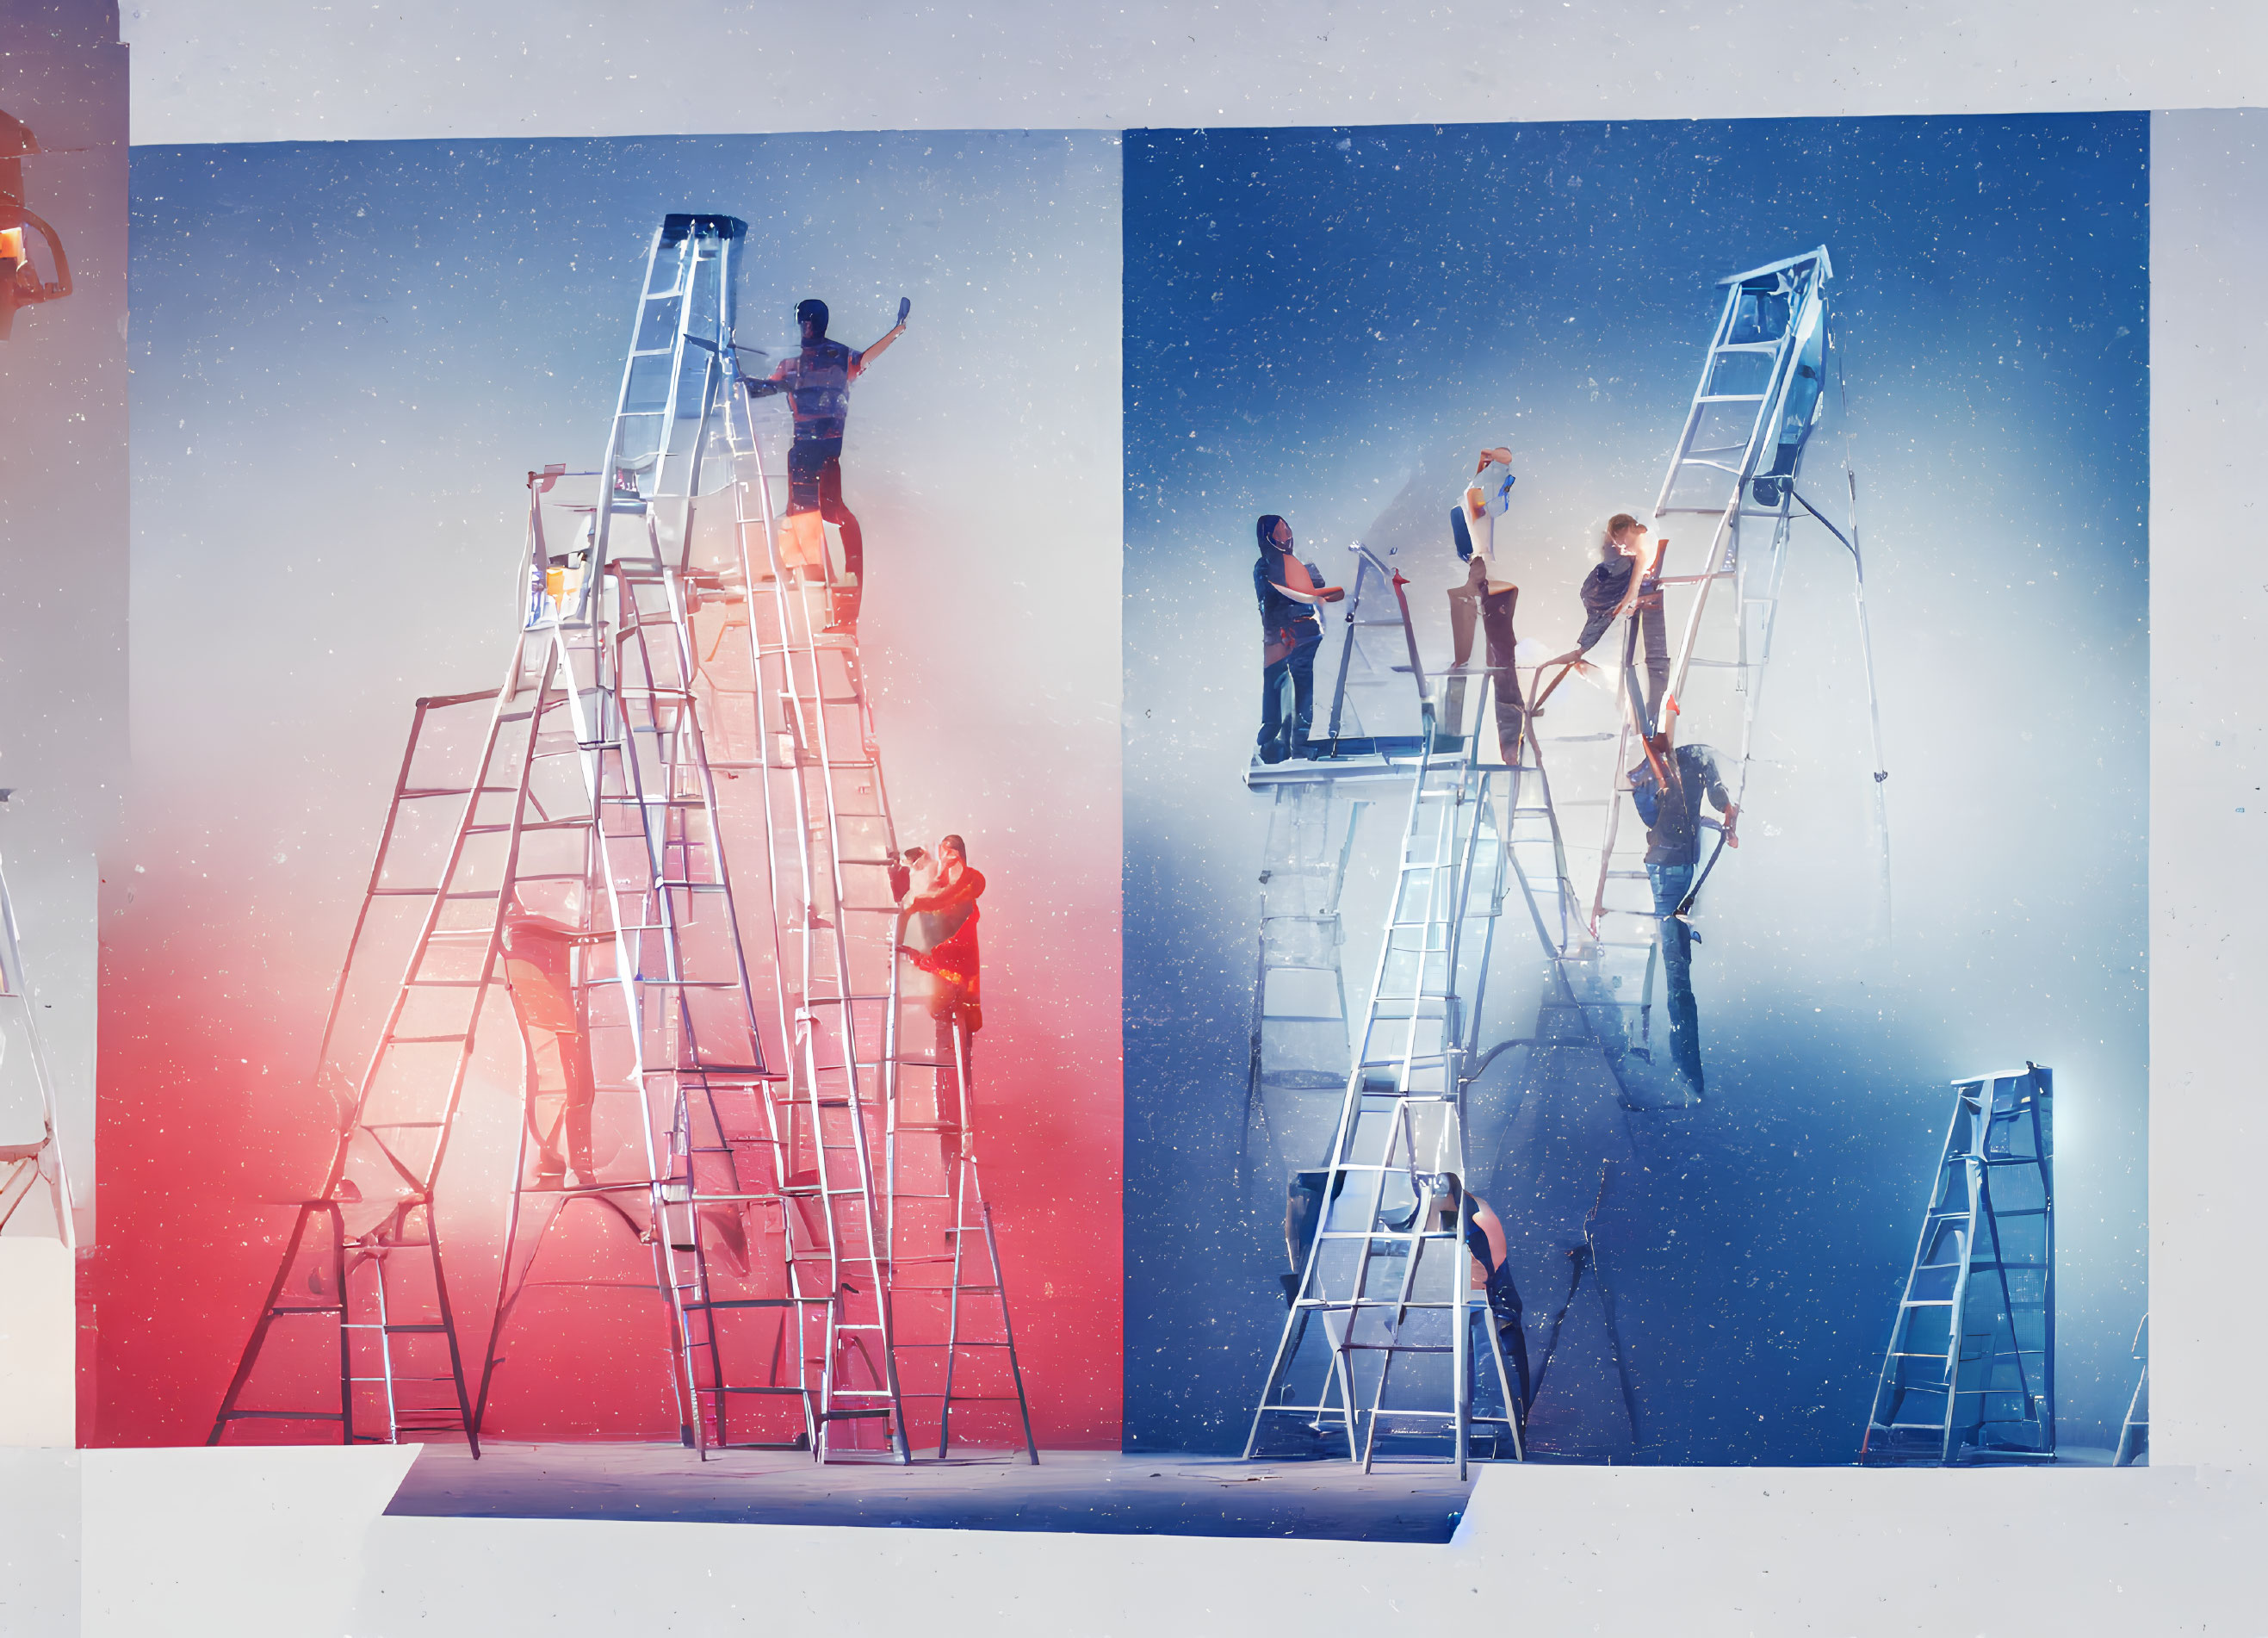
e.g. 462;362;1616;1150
1627;727;1737;1094
1252;513;1343;763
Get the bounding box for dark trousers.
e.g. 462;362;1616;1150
787;437;864;624
1259;637;1319;759
1479;1259;1534;1413
1646;861;1702;1089
1621;586;1670;733
1446;568;1527;765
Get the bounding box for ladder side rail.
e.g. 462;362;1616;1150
356;656;560;1455
1586;605;1651;935
1969;1142;2040;1442
787;532;911;1456
722;359;812;1213
1862;1089;1971;1456
1343;731;1459;1455
652;560;783;1453
759;534;864;1459
325;642;538;1198
586;592;711;1446
1645;281;1746;523
1941;1150;1984;1464
727;382;838;1454
611;587;716;1452
471;1036;544;1441
1323;549;1385;745
1244;726;1438;1460
583;223;678;620
0;854;73;1247
1656;273;1830;711
1356;1116;1436;1474
2030;1070;2056;1450
653;562;771;1075
655;268;720;574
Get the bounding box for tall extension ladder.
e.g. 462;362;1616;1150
0;838;75;1245
703;231;1033;1461
1245;568;1524;1474
1565;247;1889;1068
1861;1063;2055;1465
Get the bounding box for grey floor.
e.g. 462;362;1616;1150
384;1443;1478;1541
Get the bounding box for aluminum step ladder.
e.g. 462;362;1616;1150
1565;248;1889;1060
1861;1063;2056;1466
712;270;1033;1463
209;674;546;1450
0;835;75;1245
1244;571;1523;1474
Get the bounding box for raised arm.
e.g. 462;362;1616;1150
854;297;912;375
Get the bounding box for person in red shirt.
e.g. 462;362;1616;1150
895;835;985;1179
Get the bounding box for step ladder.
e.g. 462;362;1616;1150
1244;568;1523;1474
1861;1063;2055;1466
208;675;543;1449
480;214;889;1460
1558;248;1888;1065
0;835;75;1245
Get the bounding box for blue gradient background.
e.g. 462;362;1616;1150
1124;116;2147;1460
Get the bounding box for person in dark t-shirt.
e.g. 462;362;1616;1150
744;296;907;631
1252;514;1344;763
1627;727;1737;1094
1548;512;1670;735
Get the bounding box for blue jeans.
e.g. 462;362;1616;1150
1259;636;1319;760
1647;862;1703;1088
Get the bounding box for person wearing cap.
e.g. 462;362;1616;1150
1253;514;1346;764
895;835;985;1180
743;296;908;630
1626;720;1738;1095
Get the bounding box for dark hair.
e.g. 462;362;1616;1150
940;834;967;859
1256;514;1289;552
796;297;829;335
1607;512;1643;541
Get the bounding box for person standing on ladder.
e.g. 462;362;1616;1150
1253;514;1345;765
742;295;908;632
1444;448;1526;765
1546;513;1670;735
1626;723;1738;1095
895;835;986;1178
